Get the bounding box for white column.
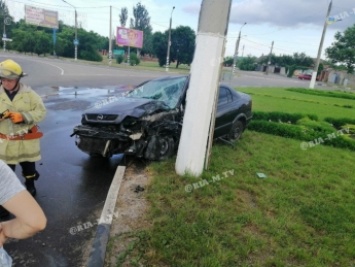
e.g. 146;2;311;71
175;0;232;177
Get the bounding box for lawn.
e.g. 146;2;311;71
108;87;355;267
239;87;355;120
100;56;190;73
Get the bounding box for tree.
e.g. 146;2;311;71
170;26;195;68
11;20;38;54
152;26;195;68
326;25;355;74
119;7;128;27
223;56;233;66
0;0;14;41
33;31;51;56
152;31;166;66
76;29;105;61
292;52;314;67
238;56;257;71
130;2;153;55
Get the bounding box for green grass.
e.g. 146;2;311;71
286;88;355;100
239;87;355;120
109;87;355;266
100;56;190;73
134;132;355;267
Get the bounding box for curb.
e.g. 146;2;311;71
86;165;126;267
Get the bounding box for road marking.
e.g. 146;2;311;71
38;61;65;75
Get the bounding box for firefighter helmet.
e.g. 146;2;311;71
0;59;25;79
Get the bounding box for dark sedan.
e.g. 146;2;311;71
71;75;252;161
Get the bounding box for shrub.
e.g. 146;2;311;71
116;55;124;64
248;120;306;140
324;117;355;129
249;120;355;151
296;118;335;137
252;111;318;124
80;50;103;62
325;135;355;151
126;53;140;66
248;111;355;151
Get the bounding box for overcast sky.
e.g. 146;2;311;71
6;0;355;59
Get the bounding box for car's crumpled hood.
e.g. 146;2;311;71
83;96;171;124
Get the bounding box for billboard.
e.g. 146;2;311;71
25;5;58;29
116;27;143;48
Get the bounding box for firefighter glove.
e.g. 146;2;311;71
0;109;10;119
8;112;24;123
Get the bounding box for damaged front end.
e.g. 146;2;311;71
71;75;189;160
72;108;183;161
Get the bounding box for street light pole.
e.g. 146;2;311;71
3;17;6;52
63;0;78;61
232;22;246;75
309;0;332;89
165;6;175;72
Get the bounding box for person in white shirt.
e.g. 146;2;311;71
0;160;46;246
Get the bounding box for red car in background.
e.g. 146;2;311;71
298;73;320;81
298;73;312;80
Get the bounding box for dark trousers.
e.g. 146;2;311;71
8;161;37;178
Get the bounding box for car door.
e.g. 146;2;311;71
214;86;238;138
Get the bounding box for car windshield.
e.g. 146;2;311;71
126;76;188;109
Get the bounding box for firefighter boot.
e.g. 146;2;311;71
25;178;36;197
24;172;39;197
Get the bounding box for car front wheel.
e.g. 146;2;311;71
144;135;175;161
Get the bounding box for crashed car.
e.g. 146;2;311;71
71;75;252;161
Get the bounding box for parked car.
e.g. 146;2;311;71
298;73;320;81
71;75;252;161
298;73;312;80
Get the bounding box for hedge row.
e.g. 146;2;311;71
249;112;355;151
286;88;355;100
324;117;355;129
252;111;318;123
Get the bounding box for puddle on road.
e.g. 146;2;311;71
41;85;133;111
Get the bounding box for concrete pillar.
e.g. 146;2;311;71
175;0;232;176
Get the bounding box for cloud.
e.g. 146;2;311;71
229;0;355;30
182;2;201;15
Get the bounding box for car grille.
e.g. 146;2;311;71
85;114;118;121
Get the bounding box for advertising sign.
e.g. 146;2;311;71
116;27;143;48
25;5;58;29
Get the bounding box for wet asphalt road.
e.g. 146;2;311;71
0;53;322;266
6;87;127;267
0;54;164;267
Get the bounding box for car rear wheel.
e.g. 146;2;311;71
228;120;245;141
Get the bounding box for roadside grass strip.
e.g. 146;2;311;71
138;132;355;267
109;87;355;266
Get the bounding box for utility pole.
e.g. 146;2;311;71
232;22;246;75
242;44;245;57
63;0;78;61
175;0;232;176
3;15;6;52
108;6;112;65
310;0;332;89
165;6;175;72
265;41;274;75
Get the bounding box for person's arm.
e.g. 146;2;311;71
21;88;47;124
0;190;46;244
0;160;47;246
